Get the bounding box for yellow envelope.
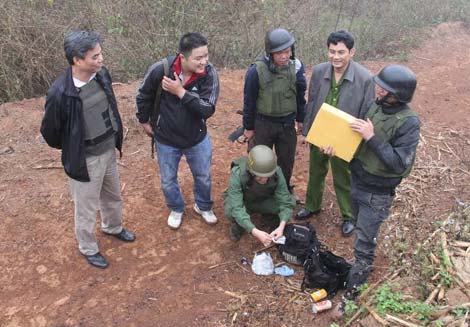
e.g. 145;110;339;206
306;103;362;162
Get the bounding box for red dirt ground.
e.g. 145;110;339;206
0;23;469;327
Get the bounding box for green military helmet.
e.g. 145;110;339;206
247;145;277;177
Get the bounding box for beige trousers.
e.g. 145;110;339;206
68;149;123;255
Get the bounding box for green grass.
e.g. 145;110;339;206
373;283;436;322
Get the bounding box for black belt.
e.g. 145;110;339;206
84;128;115;146
255;112;296;124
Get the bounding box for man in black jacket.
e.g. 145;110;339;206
40;30;135;269
136;32;220;230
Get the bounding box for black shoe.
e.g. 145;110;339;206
341;220;355;236
288;185;303;205
105;228;135;242
83;252;108;269
296;208;320;220
292;193;303;205
229;223;244;241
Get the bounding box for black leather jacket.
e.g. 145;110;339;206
136;55;219;149
40;66;123;182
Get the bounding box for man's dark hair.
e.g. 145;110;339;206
179;32;208;57
64;30;101;65
327;30;354;50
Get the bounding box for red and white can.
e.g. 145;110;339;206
311;300;332;313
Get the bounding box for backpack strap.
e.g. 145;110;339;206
150;57;170;158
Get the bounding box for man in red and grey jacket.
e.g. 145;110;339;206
136;32;220;230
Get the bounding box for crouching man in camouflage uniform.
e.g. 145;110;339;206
223;145;295;247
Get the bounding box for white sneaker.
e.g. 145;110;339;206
193;204;217;225
167;211;183;229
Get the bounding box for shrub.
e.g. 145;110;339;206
0;0;469;103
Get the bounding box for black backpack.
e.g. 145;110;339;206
302;248;352;295
320;250;352;285
278;223;319;266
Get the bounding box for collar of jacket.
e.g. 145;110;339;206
323;60;356;83
381;102;408;114
63;66;110;98
63;66;81;98
172;53;207;87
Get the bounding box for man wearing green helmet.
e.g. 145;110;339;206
223;145;296;246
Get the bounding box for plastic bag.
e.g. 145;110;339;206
274;265;294;276
251;252;274;275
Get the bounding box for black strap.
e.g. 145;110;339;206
150;58;170;159
84;128;115;146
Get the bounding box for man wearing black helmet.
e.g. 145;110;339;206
326;64;420;300
242;28;307;198
223;145;295;246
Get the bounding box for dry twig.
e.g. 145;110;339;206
385;314;423;327
209;261;235;270
364;303;389;326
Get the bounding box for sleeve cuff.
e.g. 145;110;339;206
241;221;256;233
366;134;382;150
181;91;193;104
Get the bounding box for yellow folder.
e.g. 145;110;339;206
306;103;362;162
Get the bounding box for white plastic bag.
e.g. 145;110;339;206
251;252;274;275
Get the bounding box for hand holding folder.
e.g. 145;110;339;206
305;103;362;162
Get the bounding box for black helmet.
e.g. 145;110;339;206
265;28;295;54
373;65;417;103
247;145;277;177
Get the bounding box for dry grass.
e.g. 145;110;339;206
1;0;470;104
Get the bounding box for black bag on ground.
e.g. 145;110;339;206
320;250;352;285
278;223;319;266
302;248;352;295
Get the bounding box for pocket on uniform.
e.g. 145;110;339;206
369;193;392;214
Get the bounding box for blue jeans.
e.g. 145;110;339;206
156;135;213;213
346;177;394;293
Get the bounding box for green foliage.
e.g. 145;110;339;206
373;283;435;322
329;324;340;327
357;283;369;295
343;299;359;315
394;240;408;252
440;248;452;268
438;268;453;287
106;15;124;35
451;306;469;317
